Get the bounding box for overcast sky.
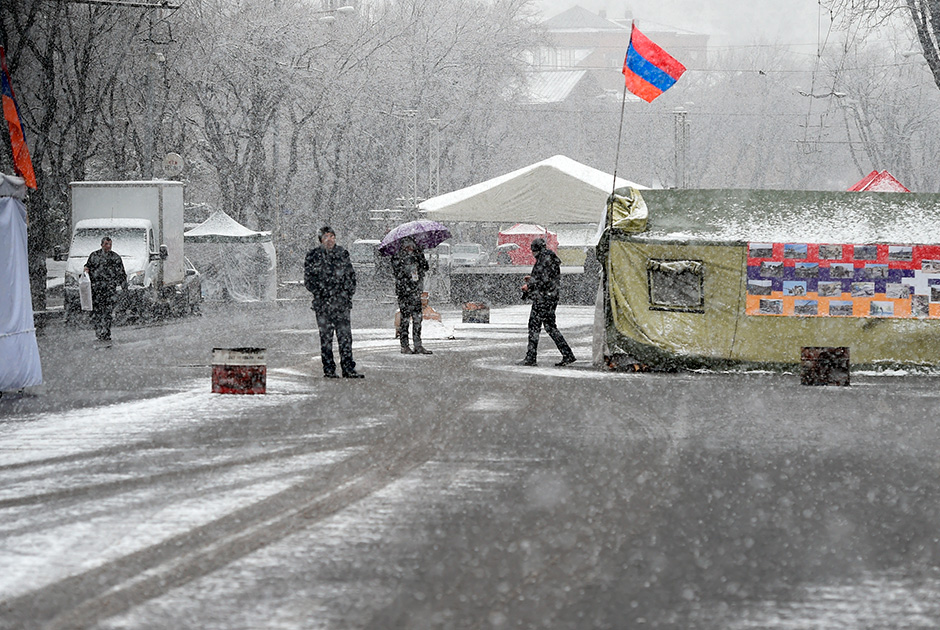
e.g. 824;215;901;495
532;0;829;48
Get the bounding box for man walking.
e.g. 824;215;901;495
84;236;126;341
391;237;432;355
521;238;576;367
304;226;364;379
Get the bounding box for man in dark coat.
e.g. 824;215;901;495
304;226;364;379
521;238;576;367
84;236;126;341
391;237;432;355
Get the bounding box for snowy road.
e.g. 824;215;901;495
3;299;940;628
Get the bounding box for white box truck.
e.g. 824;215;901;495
59;180;200;320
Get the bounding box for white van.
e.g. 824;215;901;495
349;239;381;268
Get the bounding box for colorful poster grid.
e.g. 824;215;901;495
746;242;940;318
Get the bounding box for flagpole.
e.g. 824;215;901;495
604;69;630;366
611;80;629;195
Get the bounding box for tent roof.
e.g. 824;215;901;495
848;170;910;193
184;210;272;243
0;173;27;200
419;155;644;225
629;188;940;244
499;223;553;235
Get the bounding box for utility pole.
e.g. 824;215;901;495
400;109;418;209
427;118;440;198
142;51;165;180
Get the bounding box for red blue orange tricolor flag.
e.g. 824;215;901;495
0;47;37;189
622;25;686;103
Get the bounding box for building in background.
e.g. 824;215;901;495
526;5;708;103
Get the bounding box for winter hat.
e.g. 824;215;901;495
318;225;335;242
530;238;546;253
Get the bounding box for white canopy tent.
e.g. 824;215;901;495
0;173;42;391
419;155;644;225
184;210;277;302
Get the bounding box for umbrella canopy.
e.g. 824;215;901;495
378;219;452;256
495;243;520;251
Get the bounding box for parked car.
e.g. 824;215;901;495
451;242;487;266
430;242;452;270
349;239;381;268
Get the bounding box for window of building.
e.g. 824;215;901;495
647;259;704;312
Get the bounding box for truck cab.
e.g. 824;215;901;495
63;218;163;318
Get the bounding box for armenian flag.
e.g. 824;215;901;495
0;47;36;189
622;25;686;103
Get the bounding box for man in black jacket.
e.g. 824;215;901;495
304;226;364;379
391;237;432;355
521;238;576;367
84;236;126;341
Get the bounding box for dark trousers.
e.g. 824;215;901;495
398;292;422;349
315;308;356;376
526;297;573;362
91;289;115;340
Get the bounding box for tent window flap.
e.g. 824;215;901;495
647;259;704;312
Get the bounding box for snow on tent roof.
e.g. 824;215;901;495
847;170;910;193
419;155;644;225
631;189;940;245
184;210;272;243
500;223;551;235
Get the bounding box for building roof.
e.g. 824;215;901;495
544;5;626;31
524;70;589;104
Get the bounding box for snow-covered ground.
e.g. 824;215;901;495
4;302;940;628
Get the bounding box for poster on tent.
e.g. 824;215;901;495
745;242;940;318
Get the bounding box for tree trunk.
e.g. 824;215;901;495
908;0;940;91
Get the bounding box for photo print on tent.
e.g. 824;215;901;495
746;242;940;318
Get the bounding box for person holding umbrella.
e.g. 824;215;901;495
304;226;364;379
391;237;432;355
378;219;451;355
521;238;576;367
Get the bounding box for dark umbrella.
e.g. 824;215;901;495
378;219;452;256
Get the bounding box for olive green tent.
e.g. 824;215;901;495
596;188;940;370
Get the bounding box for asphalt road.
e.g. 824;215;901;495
3;298;940;629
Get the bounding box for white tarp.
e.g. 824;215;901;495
184;210;277;302
419;155;645;225
0;174;42;391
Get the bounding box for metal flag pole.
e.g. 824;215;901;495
602;68;631;370
611;79;629;195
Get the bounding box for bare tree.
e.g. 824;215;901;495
265;0;541;267
831;39;940;191
1;0;148;308
823;0;940;92
5;0;545;285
